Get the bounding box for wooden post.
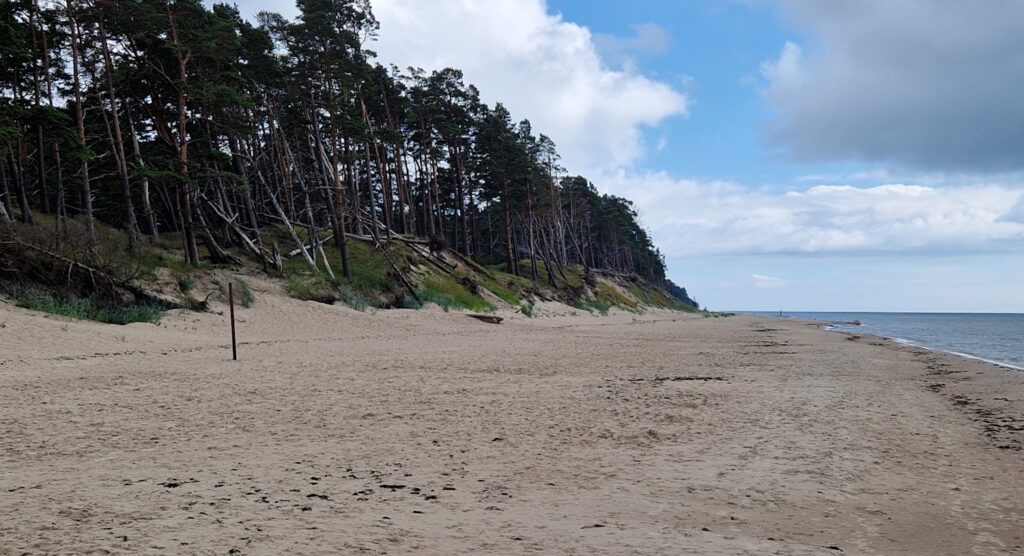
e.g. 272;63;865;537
229;282;237;361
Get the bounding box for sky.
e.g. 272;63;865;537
218;0;1024;312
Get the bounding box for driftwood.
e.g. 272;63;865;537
317;243;335;280
346;231;430;245
467;314;503;324
252;162;316;268
200;193;276;270
194;207;242;265
287;235;333;258
272;242;283;275
406;241;457;275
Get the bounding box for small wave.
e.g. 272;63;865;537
940;349;1024;372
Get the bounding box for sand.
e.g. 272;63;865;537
1;277;1022;555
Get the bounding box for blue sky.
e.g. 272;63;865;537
223;0;1024;312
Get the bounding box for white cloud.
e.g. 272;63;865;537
752;274;786;289
593;22;673;70
598;170;1024;257
370;0;688;172
759;41;804;99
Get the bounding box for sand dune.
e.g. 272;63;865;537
1;279;1022;555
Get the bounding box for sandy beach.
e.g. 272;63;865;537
1;277;1022;555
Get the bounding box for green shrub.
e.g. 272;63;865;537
520;301;535;317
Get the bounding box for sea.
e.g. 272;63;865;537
744;312;1024;371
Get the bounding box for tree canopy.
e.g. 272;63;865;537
0;0;696;307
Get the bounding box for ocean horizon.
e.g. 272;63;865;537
741;311;1024;371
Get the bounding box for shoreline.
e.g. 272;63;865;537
1;287;1022;554
758;312;1024;373
814;321;1024;373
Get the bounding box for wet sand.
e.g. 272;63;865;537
1;278;1022;555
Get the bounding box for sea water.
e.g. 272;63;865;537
746;312;1024;371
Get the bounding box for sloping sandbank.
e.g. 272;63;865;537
1;281;1021;555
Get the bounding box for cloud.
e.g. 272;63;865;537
759;41;803;96
369;0;688;172
752;274;786;289
762;1;1024;173
598;170;1024;257
593;22;673;69
209;1;298;19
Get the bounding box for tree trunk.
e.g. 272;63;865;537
30;1;49;214
319;116;351;279
8;145;32;225
127;108;159;243
228;135;262;249
501;175;515;273
359;96;393;239
0;158;13;221
362;142;381;242
167;3;199;265
98;17;140;255
66;1;95;245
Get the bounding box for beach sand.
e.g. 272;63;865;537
1;277;1022;555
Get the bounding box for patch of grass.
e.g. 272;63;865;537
399;295;423;310
15;288;163;325
285;240;393;302
181;295;204;312
233;278;255;308
178;275;197;293
520;300;535;317
285;276;336;303
596;282;637;309
571;281;641;316
573;297;613;316
560;264;587;289
337;241;391;294
624;283;651;304
418;275;495;313
136;242;209;276
479;274;520;305
340;286;375;311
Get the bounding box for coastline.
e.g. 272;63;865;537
883;338;1024;373
754;312;1024;372
1;283;1022;554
